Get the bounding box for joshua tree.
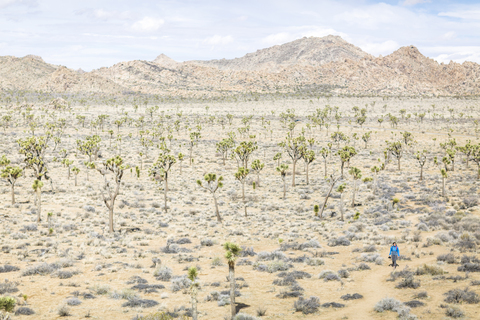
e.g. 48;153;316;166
337;146;356;178
446;148;456;171
301;148;315;185
32;179;43;222
336;183;346;221
440;168;447;197
61;159;74;179
0;155;10;167
95;155;127;233
349;167;362;207
189;131;201;166
387;141;403;170
276;163;288;199
470;144;480;179
456;141;472;168
178;152;184;174
77;135;101;162
362;131;372;148
187;266;199;320
319;147;329;177
273;152;282;167
1;165;23;204
279;134;304;186
371;166;380;194
233;141;257;169
234;167;249;217
197;173;224;222
216;138;235;165
250;159;264;187
72;166;80;186
415;149;427;181
224;242;241;319
318;174;339;218
149;146;176;213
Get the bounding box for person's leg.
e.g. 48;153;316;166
392;255;397;269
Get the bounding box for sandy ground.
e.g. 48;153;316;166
0;96;479;319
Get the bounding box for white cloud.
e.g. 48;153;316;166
359;40;400;56
262;26;349;46
131;17;164;32
442;31;456;40
0;0;36;9
439;10;480;20
425;46;480;64
402;0;431;6
203;35;234;45
93;9;132;21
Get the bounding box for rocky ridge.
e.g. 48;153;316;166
1;36;479;97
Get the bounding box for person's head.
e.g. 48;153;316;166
392;242;397;247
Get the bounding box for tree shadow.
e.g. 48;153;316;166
235;302;250;313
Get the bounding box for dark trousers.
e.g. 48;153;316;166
392;255;397;267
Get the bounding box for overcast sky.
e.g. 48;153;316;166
1;0;479;70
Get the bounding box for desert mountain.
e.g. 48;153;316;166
1;36;479;97
190;35;371;71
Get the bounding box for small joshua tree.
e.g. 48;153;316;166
61;159;74;179
387;141;403;170
189;131;201;166
197;173;224;222
250;159;264;187
279;134;304;186
337;146;356;178
273;152;282;167
224;242;241;319
1;165;23;204
233;141;257;169
349;167;362;207
415;149;427;181
362;131;372;148
76;135;101;162
301;148;315;185
336;183;346;221
95;156;127;233
234;167;249;217
319;147;329;177
32;179;44;222
149;145;176;213
72;166;80;186
441;168;447;197
216;138;235;165
178;152;184;174
276;164;288;199
371;165;380;195
188;266;199;320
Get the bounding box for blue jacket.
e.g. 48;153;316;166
389;245;400;257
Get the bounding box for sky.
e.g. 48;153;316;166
1;0;479;70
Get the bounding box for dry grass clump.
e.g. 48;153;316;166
293;296;320;314
444;287;480;304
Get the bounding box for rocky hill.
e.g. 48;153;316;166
1;36;479;97
190;35;371;71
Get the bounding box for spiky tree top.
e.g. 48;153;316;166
197;173;223;192
224;242;242;267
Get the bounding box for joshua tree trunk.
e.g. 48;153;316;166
67;167;71;179
319;179;336;218
74;174;78;186
164;177;168;213
36;188;42;222
213;193;222;222
292;160;296;186
282;178;286;199
340;162;345;178
442;176;446;197
191;286;198;320
11;184;15;205
340;193;345;221
397;158;401;170
229;262;236;318
108;206;114;233
306;163;309;185
324;159;327;177
351;180;356;207
419;165;423;181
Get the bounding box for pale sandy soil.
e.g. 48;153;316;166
0;97;479;320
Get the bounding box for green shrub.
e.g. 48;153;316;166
0;297;16;312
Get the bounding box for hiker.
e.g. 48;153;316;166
388;242;400;270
